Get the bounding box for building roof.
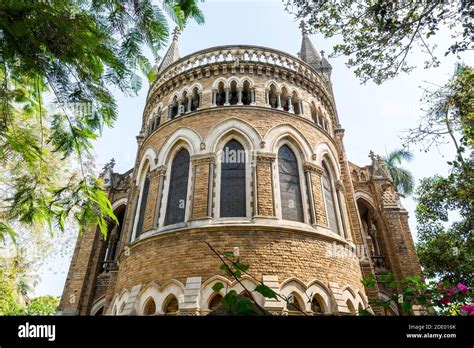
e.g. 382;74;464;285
155;27;181;74
298;21;332;75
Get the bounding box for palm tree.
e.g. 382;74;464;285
382;149;415;196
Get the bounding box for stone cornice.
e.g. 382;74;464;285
255;152;277;163
303;161;324;175
191;153;217;165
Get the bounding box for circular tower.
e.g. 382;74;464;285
107;28;369;316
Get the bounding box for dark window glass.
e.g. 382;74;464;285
165;149;190;225
311;297;324;314
220;140;246;217
136;174;150;237
143;298;156;316
209;294;222;311
278;145;304;222
322;164;339;234
164;296;179;315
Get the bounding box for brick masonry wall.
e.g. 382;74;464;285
191;161;210;219
256;159;275;216
309;170;328;227
115;227;364;297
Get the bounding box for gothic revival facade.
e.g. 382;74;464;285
58;26;421;316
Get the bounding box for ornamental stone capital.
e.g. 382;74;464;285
303;161;324;175
191;153;217;165
255;152;277;163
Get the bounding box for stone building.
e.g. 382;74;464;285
58;25;421;316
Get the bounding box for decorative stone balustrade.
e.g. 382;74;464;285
150;45;330;97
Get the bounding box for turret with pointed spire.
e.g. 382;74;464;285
298;21;332;81
154;26;181;75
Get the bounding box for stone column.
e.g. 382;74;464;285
254;152;277;217
211;90;216;106
190;154;216;220
276;93;282;110
142;169;161;232
224;88;230;106
287;96;293;113
335;180;351;241
303;162;328;227
237;88;243;105
153;165;167;228
251;89;256;105
187;97;192;113
303;164;317;225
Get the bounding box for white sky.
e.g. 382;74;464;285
33;0;472;297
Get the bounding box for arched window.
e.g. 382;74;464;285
242;80;252;105
268;84;278;108
281;87;290;111
311;296;324;314
143;297;156;316
165;149;190;226
182;91;190;113
169;96;179;119
322;163;340;234
191;87;200;111
287;292;304;313
229;80;238;105
136;172;150;238
346;299;356;314
216;82;226;106
220;140;246;217
155;108;161;129
209;294;222;311
278;145;304;222
292;92;301;115
104;205;126;263
163;295;179;315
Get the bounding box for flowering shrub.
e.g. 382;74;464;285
362;273;473;316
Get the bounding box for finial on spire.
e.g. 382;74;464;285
299;20;308;35
172;26;181;41
320;50;325;57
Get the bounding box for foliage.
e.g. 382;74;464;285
284;0;473;83
362;273;473;316
415;175;473;285
206;242;312;316
0;0;204;241
20;296;59;316
402;64;474;153
410;65;473;285
382;148;414;195
0;265;20;315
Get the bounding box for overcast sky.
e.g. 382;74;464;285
34;0;471;297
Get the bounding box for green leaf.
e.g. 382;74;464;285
0;222;17;243
212;282;224;293
254;284;278;300
236;299;257;315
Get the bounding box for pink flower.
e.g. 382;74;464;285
460;304;474;316
457;283;468;294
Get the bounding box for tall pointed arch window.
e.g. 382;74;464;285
322;162;339;234
278;145;304;222
136;172;150;238
220;140;246;217
165;149;190;226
